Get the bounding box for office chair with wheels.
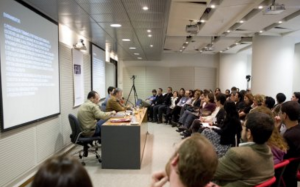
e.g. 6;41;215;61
68;114;101;165
254;176;276;187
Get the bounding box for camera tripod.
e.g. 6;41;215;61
125;75;139;106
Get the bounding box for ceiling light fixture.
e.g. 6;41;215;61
210;4;216;9
148;34;152;37
147;29;151;33
134;53;139;55
110;24;121;28
258;5;263;9
200;19;206;23
143;6;149;11
129;47;136;49
239;20;244;23
122;39;130;41
137;57;142;60
227;30;231;33
235;42;239;45
220;51;223;53
179;50;182;52
278;20;282;24
182;46;186;49
150;45;153;47
73;39;87;51
185;42;189;44
259;30;263;33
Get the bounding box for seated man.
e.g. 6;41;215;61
145;89;157;105
213;112;274;187
101;86;115;111
106;88;130;112
149;134;218;187
77;91;115;137
280;101;300;187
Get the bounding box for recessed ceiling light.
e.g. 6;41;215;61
185;42;189;44
200;19;206;23
148;34;152;37
227;47;230;50
235;42;239;45
227;30;231;33
122;39;130;41
258;5;263;9
239;20;244;23
147;29;151;33
182;46;186;49
143;6;149;11
137;57;142;60
278;21;283;24
210;4;216;9
179;50;182;52
150;45;153;47
110;24;121;28
134;53;139;55
220;51;223;53
129;47;136;49
200;50;203;53
259;30;263;33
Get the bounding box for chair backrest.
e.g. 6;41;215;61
255;176;276;187
272;160;290;187
68;114;82;143
282;157;300;187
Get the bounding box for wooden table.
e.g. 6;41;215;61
101;108;148;169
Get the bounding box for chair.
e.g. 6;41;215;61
68;114;101;165
255;176;276;187
281;157;300;187
271;160;290;187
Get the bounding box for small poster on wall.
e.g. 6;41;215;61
72;49;84;107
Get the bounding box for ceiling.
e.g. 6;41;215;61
21;0;300;60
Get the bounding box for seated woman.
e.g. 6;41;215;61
201;101;241;157
32;155;93;187
239;92;253;120
250;106;289;164
176;92;216;130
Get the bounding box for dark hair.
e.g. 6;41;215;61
245;112;274;144
87;91;97;99
264;96;275;109
294;92;300;104
168;87;173;91
276;93;286;103
215;88;221;92
32;155;92;187
158;88;163;92
216;94;226;105
152;89;157;93
207;93;215;103
189;90;194;97
281;101;300;121
107;86;115;94
239;90;246;102
231;86;237;91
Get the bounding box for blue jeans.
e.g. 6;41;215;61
93;119;107;137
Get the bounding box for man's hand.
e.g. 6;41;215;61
110;111;116;116
150;171;168;187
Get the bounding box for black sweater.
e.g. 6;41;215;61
214;117;241;146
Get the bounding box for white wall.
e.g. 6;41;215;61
293;43;300;92
219;53;249;92
0;25;91;187
252;35;295;99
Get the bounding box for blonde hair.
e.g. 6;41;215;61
253;94;265;106
251;106;288;151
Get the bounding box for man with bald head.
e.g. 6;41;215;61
149;134;218;187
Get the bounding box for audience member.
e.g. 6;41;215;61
149;134;218;187
106;88;130;112
155;87;173;123
236;90;246;111
164;91;179;124
145;89;157;105
280;101;300;187
272;93;286;116
78;91;115;137
239;93;253;120
263;96;275;110
215;88;221;96
251;94;265;111
149;88;165;122
169;90;191;124
101;86;115;111
202;100;241;157
213;112;274;187
225;89;230;98
32;155;93;187
251;106;288;164
291;92;300;104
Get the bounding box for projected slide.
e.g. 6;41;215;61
92;44;106;99
0;0;60;130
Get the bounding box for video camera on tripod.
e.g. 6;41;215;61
126;75;139;106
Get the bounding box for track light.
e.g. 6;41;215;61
73;39;87;51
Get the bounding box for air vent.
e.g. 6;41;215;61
236;29;248;31
274;26;287;29
187;1;207;5
164;48;172;51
